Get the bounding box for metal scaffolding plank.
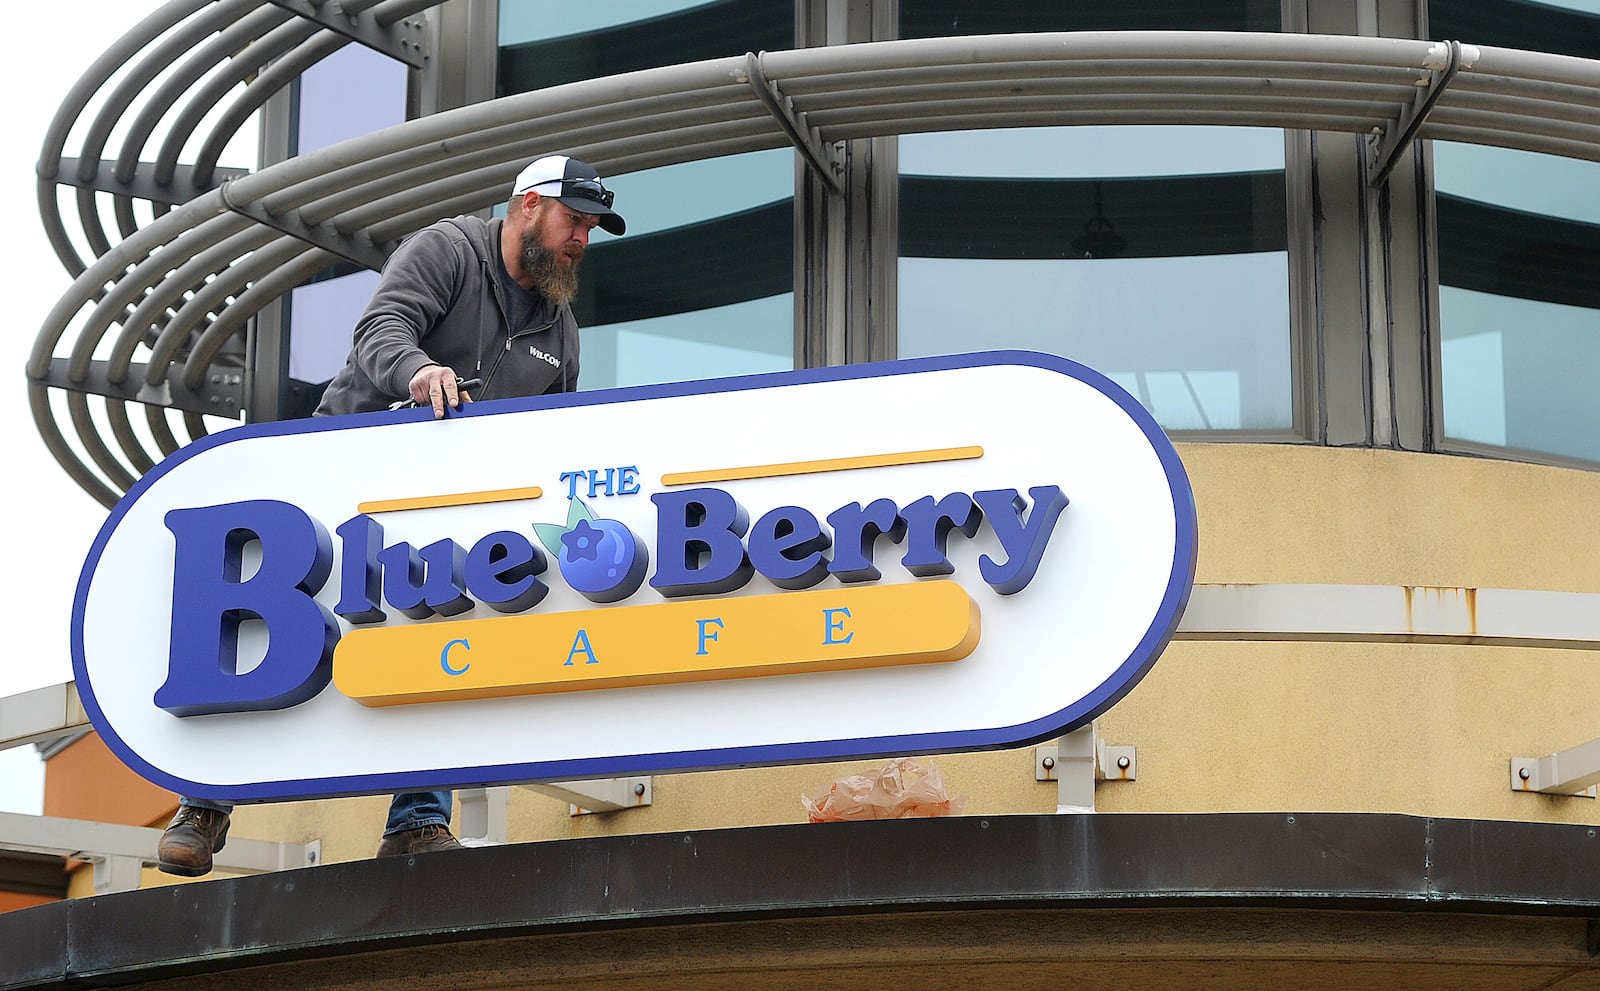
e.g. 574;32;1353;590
0;811;320;893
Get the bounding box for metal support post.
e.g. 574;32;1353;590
1036;722;1137;814
1054;724;1098;813
457;787;510;845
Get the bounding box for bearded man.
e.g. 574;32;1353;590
155;155;625;877
315;154;623;419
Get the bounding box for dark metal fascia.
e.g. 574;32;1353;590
263;0;430;67
5;812;1599;990
1426;816;1600;912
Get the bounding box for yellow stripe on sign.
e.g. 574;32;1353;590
333;581;980;707
357;485;543;515
659;446;984;486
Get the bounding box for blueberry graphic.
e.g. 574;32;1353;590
534;500;649;603
562;519;604;563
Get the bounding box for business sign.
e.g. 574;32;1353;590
73;352;1196;801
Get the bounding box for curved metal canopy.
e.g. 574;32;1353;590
30;0;1600;506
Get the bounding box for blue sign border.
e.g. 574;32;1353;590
72;350;1198;800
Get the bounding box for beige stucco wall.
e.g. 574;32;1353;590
1184;443;1600;589
212;444;1599;871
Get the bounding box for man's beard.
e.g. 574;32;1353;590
520;223;582;305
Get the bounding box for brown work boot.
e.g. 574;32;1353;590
375;824;463;858
156;806;230;877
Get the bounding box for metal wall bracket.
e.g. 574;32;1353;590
265;0;430;67
1035;740;1137;783
1511;737;1600;798
527;777;653;817
740;51;844;194
1035;723;1135;813
52;159;249;207
458;779;654;845
1367;40;1479;186
221;179;390;271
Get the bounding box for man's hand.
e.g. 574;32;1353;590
407;365;474;419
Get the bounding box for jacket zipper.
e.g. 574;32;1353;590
478;318;556;400
481;243;557;400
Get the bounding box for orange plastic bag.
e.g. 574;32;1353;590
802;757;967;822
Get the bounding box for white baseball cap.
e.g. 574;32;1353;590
511;155;625;235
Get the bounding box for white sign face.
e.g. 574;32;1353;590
73;352;1196;801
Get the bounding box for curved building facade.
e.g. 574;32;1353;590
9;1;1598;988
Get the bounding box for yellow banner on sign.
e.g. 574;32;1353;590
333;581;981;707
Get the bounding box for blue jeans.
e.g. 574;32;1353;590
180;791;453;837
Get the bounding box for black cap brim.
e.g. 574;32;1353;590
552;196;625;236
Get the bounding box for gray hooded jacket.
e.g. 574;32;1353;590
314;214;580;416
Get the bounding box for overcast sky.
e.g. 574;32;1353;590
1;1;191;813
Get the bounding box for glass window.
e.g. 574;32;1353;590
1434;144;1600;461
898;126;1292;432
286;44;408;409
570;151;796;390
1428;0;1600;61
895;1;1290;433
1429;0;1600;462
498;1;796;390
498;0;791;94
900;0;1281;36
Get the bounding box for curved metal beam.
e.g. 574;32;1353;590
29;12;1600;507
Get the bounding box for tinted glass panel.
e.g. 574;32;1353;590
499;1;795;390
1435;144;1600;460
899;126;1291;432
901;0;1280;36
500;0;791;95
896;3;1289;432
286;45;408;409
568;152;795;390
1429;0;1600;60
1430;0;1600;462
